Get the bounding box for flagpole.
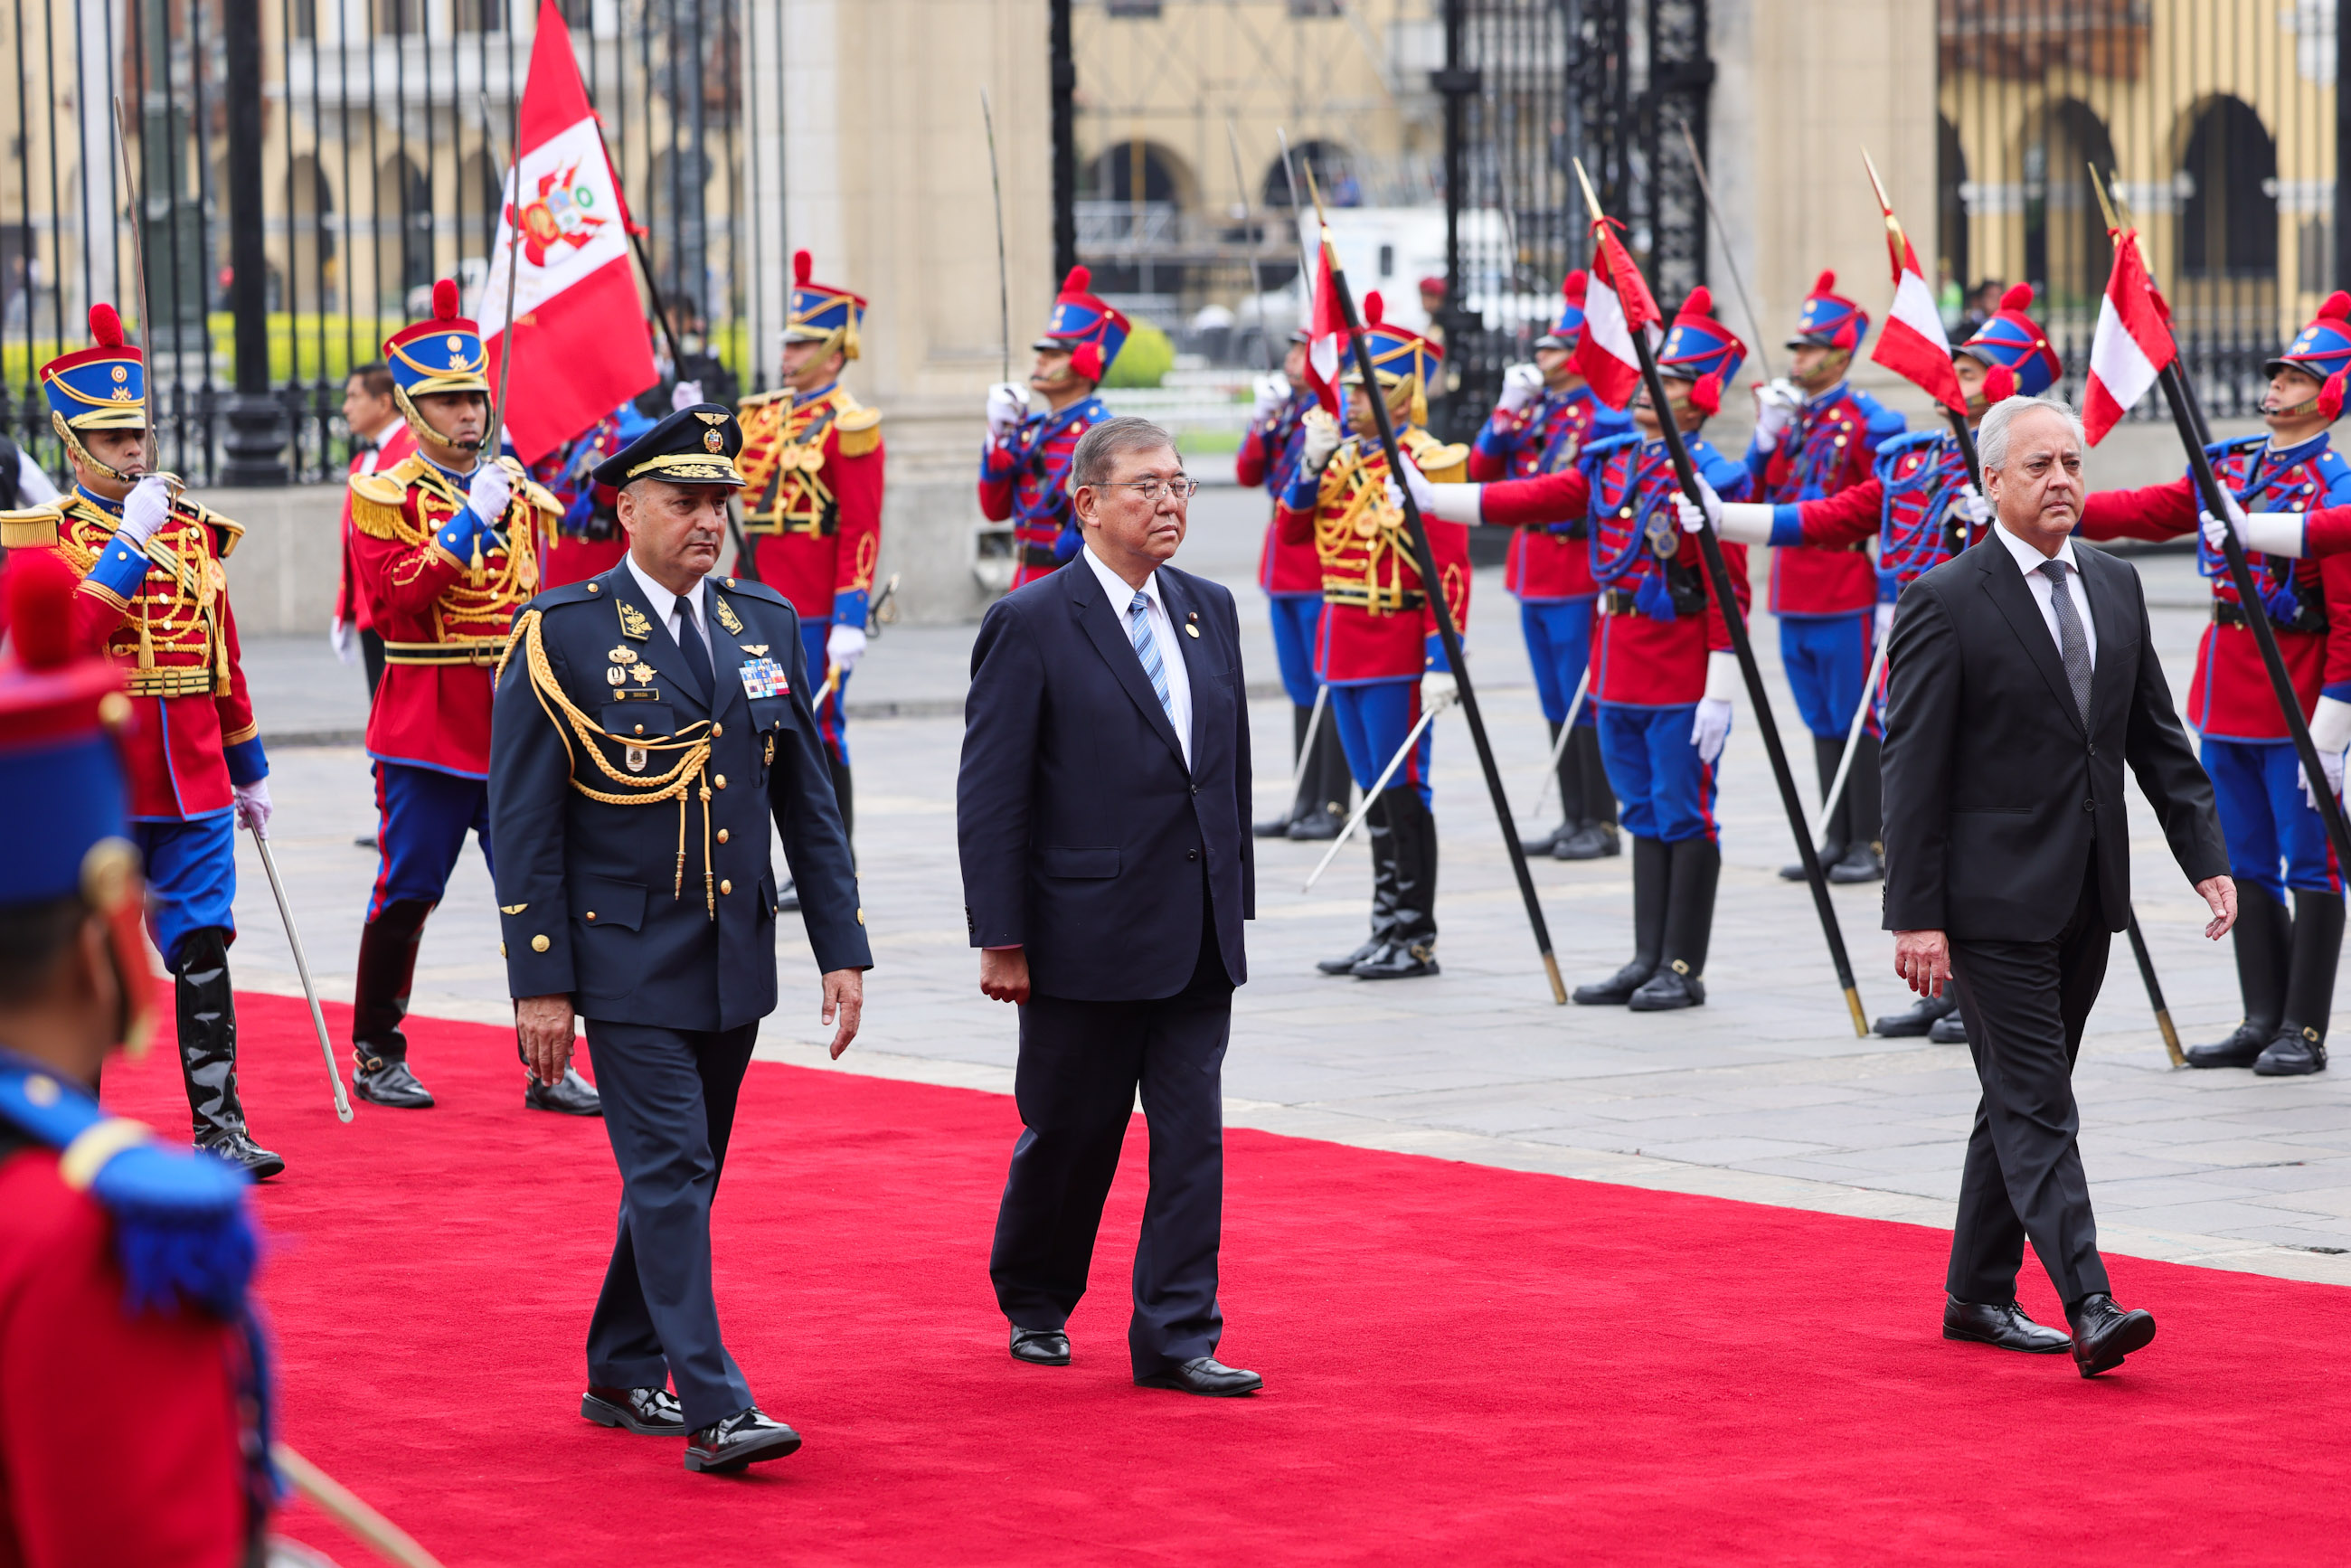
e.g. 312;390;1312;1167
1299;165;1570;1005
1860;148;1983;491
1573;159;1868;1036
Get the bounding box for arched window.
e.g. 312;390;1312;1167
2021;99;2116;309
1261;139;1355;210
2179;97;2278;279
288;156;336;313
378;156;432;298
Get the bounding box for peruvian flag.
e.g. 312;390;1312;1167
1572;219;1661;411
2082;229;2176;445
1869;215;1966;415
477;0;657;464
1298;224;1346;416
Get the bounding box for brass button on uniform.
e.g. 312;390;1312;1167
531;934;551;952
585;912;597;922
635;724;645;735
713;774;727;789
716;827;730;844
712;723;723;737
856;908;865;925
588;583;600;593
499;942;507;957
720;879;733;895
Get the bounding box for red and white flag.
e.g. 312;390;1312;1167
477;0;657;464
1298;224;1346;416
1869;217;1965;415
2082;229;2176;446
1572;219;1661;411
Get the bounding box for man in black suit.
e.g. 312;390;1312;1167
958;415;1261;1397
490;406;871;1471
1882;393;2233;1378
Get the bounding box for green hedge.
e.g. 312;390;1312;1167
1104;318;1175;389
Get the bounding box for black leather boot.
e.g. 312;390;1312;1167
1520;720;1569;856
1288;713;1351;840
1783;736;1849;881
1556;723;1620;859
352;898;436;1109
1318;790;1398;974
1631;836;1720;1010
1830;733;1884;883
1258;704;1311;836
1876;989;1958;1037
2188;885;2290;1068
2258;889;2341;1076
1355;788;1439;978
175;928;282;1178
1574;834;1667;1004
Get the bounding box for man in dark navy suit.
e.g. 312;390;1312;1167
958;415;1261;1396
489;405;872;1471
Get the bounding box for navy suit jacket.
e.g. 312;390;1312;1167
488;561;871;1033
958;556;1253;1000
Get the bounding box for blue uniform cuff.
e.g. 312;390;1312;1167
1770;505;1808;548
832;590;870;628
438;507;488;558
86;536;150;600
1423;634;1449;675
1473;420;1515;458
2324;683;2351;705
223;737;269;789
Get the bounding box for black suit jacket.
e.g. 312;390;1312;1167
958;557;1253;1000
488;562;871;1032
1881;534;2226;943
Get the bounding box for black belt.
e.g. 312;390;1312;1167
383;638;505;666
1021;543;1061;569
2213;599;2328;635
1600;590;1638;615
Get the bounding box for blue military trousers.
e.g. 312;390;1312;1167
1597;702;1720;844
2204;737;2341;902
133;812;238;970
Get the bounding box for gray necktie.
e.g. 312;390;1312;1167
2037;558;2092;727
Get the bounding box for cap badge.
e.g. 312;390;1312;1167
111;365;127;383
703;430;724;453
447;335;464;353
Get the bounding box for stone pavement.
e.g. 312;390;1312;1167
227;486;2351;1289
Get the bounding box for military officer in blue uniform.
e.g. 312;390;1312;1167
487;404;872;1474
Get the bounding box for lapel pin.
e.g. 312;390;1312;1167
1185;623;1200;638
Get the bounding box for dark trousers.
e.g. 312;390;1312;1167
990;929;1232;1378
1946;869;2114;1308
582;1017;760;1431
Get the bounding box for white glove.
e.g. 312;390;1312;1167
330;616;357;666
1497;363;1544;415
826;620;868;677
1299;408;1342;476
1874;601;1895;647
2303;695;2351;809
1251;373;1290;420
1675;477;1723;534
670;379;704;412
1751;380;1802;449
1954;483;1993;530
466;461;513;524
118;474;172;547
1422;668;1458;708
1692;699;1733;764
986;383;1031;440
2200;487;2250;553
1383;449;1439;518
232;779;272;836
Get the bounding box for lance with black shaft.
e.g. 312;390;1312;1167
1572;159;1868;1035
1299;164;1567;1003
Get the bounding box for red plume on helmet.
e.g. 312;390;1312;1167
1982;363;2017;403
1563;269;1588;306
1063;265;1091;293
2000;282;2035;312
795;250;814;287
1814;269;1836;294
1364;290;1385;325
432;278;462;320
90;303;124;348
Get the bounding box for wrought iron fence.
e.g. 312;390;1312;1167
1940;0;2345;420
0;0;780;486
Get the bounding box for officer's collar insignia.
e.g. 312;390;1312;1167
617;600;652;641
741;643;769;656
608;644;637;665
713;597;745;636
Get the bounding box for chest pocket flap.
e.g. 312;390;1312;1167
573;874;647;931
600;701;677;740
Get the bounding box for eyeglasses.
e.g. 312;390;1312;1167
1096;477;1200;502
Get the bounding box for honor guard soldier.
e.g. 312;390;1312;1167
489;404;869;1473
1685;283;2054;1038
1471;270;1634;861
1240;326;1349;841
346;279;600;1115
2072;293;2351;1078
981;267;1127;590
20;306;280;1176
1278;293;1468;980
534;401;657;588
1409;289;1754;1011
0;548;279;1562
1744;271;1905;885
736;250;883;842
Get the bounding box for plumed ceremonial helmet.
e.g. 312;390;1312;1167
1034;266;1131;384
783;250;867;363
1787;269;1869;353
1956;282;2063;401
1657;288;1747;415
1534;270;1590;353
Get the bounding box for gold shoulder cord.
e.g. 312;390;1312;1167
1317;448;1411;615
505;610;722;918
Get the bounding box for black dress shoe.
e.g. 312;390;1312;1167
1519;824;1566;857
1942;1296;2071;1355
1352;940;1439;979
1554;821;1620;861
1286;808;1343;842
353;833;380;851
1928;1013;1969;1045
2253;1026;2328;1077
683;1407;802;1473
524;1066;605;1116
353;1055;434;1109
582;1384;686;1435
1627;963;1704;1012
1136;1355;1262;1397
1010;1326;1071;1365
2187;1021;2272;1069
2067;1293;2156;1377
1572;961;1654;1006
198;1128;286;1181
1780;845;1845;882
1254;811;1297;838
1875;991;1956;1037
1317;938;1385;976
1827;842;1884;884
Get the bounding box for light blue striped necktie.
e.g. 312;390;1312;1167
1128;590;1176;727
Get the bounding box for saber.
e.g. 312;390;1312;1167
477;94;523;462
1816;637;1886;831
1276;129;1317;315
1298;160;1568;1002
982;90;1013;385
273;1443;445;1568
1304;693;1454;892
1675;115;1773;384
864;571;902;636
109;97;165;478
1287;682;1329;811
1527;667;1591;820
1575;158;1869;1036
1224;118;1278;374
248;825;353;1123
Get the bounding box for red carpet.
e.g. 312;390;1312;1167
99;995;2351;1565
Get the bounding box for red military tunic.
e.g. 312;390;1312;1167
1746;386;1897;617
979;396;1107;589
55;490;265;818
2077;433;2351;740
1470;387;1631;602
348;454;557;777
737;382;884;627
1277;428;1470;684
1238;391;1321;596
335;424;417;633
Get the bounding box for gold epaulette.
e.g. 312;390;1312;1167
0;505;61;549
349;472;411;542
835;400;883;458
737;389;787;411
1402;429;1469;485
165;495;243;560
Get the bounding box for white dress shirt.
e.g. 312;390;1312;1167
1083;543;1194;769
624;553;716;666
1994;523;2097;669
